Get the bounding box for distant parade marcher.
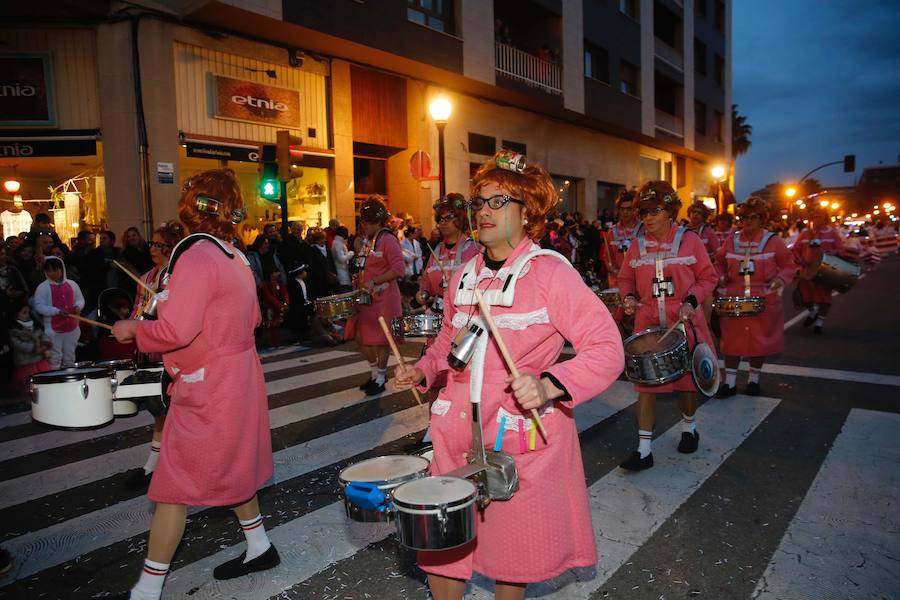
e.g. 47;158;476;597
686;200;721;261
869;220;897;256
792;206;846;334
715;197;796;397
714;212;735;246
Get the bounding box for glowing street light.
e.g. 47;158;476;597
428;94;453;197
830;202;840;210
785;186;797;198
711;165;727;181
819;200;830;208
3;179;20;194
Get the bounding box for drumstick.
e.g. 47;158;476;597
655;317;686;347
427;244;451;285
69;313;113;331
473;289;548;440
112;260;157;297
377;316;423;406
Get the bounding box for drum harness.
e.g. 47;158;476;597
637;226;687;329
445;247;572;508
732;231;775;297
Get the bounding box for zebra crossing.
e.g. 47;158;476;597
0;345;897;599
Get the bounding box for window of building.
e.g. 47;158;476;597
714;109;724;142
654;1;681;49
619;0;639;21
353;156;388;206
695;100;707;135
501;140;527;155
620;61;640;96
696;0;707;18
407;0;454;35
664;160;673;184
694;38;707;76
640;155;662;183
676;155;686;188
584;41;610;83
714;54;724;86
715;0;725;34
468;132;496;156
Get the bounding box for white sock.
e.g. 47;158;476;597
375;368;387;386
725;368;737;387
143;441;161;475
130;559;168;600
682;413;696;434
748;367;761;384
368;362;377;379
239;514;271;562
814;316;825;327
638;430;652;458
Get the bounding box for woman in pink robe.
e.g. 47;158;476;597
792;205;846;334
396;153;624;600
112;170;278;600
617;181;718;472
715;197;796;397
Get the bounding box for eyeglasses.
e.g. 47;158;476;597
468;194;525;211
737;214;764;221
150;242;170;249
639;206;666;218
436;214;455;224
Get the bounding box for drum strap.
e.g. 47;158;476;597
168;233;235;275
733;231;775;295
638;226;686;329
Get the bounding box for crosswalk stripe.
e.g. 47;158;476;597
155;382;639;599
751;408;900;600
723;361;900;387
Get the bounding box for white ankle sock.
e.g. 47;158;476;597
725;368;737;387
368;363;377;379
638;430;652;458
375;368;387;385
682;413;696;434
130;559;168;600
815;316;825;327
748;367;761;384
239;514;271;562
143;441;161;475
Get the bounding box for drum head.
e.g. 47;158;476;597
392;476;475;505
691;343;720;397
339;455;429;486
32;367;110;383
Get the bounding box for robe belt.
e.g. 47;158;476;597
169;340;255;377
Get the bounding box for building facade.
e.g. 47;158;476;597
0;0;731;240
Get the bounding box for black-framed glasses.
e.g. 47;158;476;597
436;214;455;224
468;194;525;211
639;206;666;218
150;241;170;249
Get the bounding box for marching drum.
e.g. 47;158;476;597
595;287;621;308
623;327;690;385
712;296;765;317
339;455;430;522
391;314;443;338
30;367;114;430
314;290;373;320
116;362;165;415
73;361;94;368
95;359;138;417
810;253;860;293
393;476;478;551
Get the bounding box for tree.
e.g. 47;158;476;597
732;104;752;159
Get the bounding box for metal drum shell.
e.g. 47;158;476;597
30;368;114;430
595;287;621;308
393;476;478;551
338;455;430;522
623;327;690;385
314;291;373;320
391;314;443;338
812;253;860;294
712;296;766;317
95;360;139;417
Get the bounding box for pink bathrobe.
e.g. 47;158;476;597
793;226;845;305
418;236;480;301
357;230;405;346
617;224;718;393
716;229;796;357
414;237;624;583
136;238;272;506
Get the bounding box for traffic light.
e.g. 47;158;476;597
843;154;855;173
258;144;280;201
276;130;303;182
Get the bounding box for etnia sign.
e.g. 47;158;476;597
213;75;300;127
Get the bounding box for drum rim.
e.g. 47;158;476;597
623;327;687;357
31;367;111;383
31;417;115;431
136;362;164;370
714;296;765;304
392;476;477;511
338;455;430;488
95;360;136;369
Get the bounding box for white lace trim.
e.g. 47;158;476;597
431;398;451;416
726;252;775;261
628;255;697;268
450;307;549;330
155;289;169;302
181;367;204;383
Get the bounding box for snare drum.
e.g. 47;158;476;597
595;287;621;308
95;359;138;417
116;362;164;411
713;296;765;317
72;361;94;369
393;476;478;550
623;327;689;385
314;290;373;320
30;367;114;430
391;314;443;338
812;253;860;293
339;455;430;522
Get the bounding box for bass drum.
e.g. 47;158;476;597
30;367;114;430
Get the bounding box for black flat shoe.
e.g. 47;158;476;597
358;377;374;391
814;325;823;335
745;381;761;396
677;431;700;454
803;313;816;327
124;468;152;490
363;380;386;396
213;544;280;581
716;383;737;399
620;451;653;471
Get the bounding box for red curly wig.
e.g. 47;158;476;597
152;220;186;257
638;180;682;220
433;192;469;233
737;196;769;222
177;169;244;239
471;152;558;240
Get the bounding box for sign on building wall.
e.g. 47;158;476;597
212;75;301;128
0;53;56;127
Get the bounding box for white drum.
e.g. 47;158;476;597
115;362;164;408
95;359;137;417
30;367;114;430
339;455;430;522
393;476;478;550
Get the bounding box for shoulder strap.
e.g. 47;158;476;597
168;233;234;275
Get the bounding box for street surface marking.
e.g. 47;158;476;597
752;409;900;600
717;360;900;387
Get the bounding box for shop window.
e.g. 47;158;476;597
501;140;527;155
468;132;496;156
407;0;455;34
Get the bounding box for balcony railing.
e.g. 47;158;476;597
495;42;562;95
654;39;683;71
655;109;684;137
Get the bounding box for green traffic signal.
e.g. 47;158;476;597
258;162;281;201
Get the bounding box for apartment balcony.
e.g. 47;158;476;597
495;42;562;96
655;109;684;138
654;39;683;72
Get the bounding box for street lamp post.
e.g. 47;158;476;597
711;164;727;214
428;95;452;199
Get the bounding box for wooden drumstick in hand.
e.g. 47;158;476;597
377;316;423;406
655;316;686;347
473;289;548;440
69;313;113;331
113;260;156;297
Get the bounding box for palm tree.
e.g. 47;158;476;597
732;104;752;159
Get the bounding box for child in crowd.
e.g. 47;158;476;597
260;266;289;348
32;256;84;369
8;302;52;399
